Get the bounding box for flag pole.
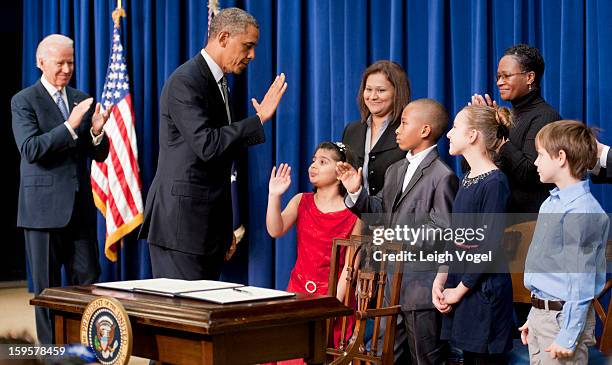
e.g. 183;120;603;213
113;0;126;27
113;0;124;274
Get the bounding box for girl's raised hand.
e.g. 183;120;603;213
269;163;292;196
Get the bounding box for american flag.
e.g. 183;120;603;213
91;21;144;262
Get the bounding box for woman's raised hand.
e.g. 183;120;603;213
468;93;498;108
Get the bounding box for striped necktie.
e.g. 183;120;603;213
220;76;231;124
55;91;69;120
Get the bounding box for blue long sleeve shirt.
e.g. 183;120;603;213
524;180;609;350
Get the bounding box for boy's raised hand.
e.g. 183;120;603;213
269;163;292;196
336;162;362;194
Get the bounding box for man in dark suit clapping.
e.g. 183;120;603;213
139;8;287;280
11;34;110;344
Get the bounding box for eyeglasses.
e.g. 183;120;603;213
496;71;527;82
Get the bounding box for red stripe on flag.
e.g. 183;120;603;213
108;138;140;217
107;187;125;228
97;160;108;175
112;97;142;189
92;161;108;202
91;178;108;203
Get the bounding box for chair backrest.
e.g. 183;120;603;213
594;239;612;354
594;278;612;354
326;235;363;349
326;235;403;365
503;220;537;304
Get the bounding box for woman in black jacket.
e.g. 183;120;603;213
342;60;411;197
472;44;560;213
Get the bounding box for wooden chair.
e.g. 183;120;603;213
503;220;537;304
593;239;612;354
326;235;403;365
594;277;612;354
326;235;364;351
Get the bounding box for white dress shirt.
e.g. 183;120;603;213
400;144;438;192
346;144;437;205
589;143;610;175
600;144;610;169
362;116;391;190
201;49;226;102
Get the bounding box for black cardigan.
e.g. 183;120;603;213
342;118;406;196
499;90;561;213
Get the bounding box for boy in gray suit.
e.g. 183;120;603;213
337;98;458;365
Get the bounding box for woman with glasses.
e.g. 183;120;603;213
342;60;411;199
471;44;561;213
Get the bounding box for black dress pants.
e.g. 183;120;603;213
25;225;99;344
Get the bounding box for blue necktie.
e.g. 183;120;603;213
56;90;80;191
55;91;69;120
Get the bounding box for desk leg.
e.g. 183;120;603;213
305;320;325;365
200;339;216;365
53;313;66;345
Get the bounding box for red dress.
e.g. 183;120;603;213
277;193;357;364
287;193;357;296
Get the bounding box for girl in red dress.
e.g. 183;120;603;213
267;142;361;363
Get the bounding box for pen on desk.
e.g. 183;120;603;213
232;287;252;295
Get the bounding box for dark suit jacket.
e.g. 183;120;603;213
348;149;458;310
342;118;406;196
592;149;612;184
139;53;265;257
11;81;109;230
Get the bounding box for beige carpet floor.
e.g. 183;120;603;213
0;286;147;364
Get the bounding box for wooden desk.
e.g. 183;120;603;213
31;286;351;364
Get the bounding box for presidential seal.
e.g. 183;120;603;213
80;296;132;365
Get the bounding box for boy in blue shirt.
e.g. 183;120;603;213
521;120;610;364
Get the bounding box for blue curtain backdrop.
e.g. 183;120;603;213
20;0;612;289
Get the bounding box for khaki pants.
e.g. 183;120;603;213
527;305;596;365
